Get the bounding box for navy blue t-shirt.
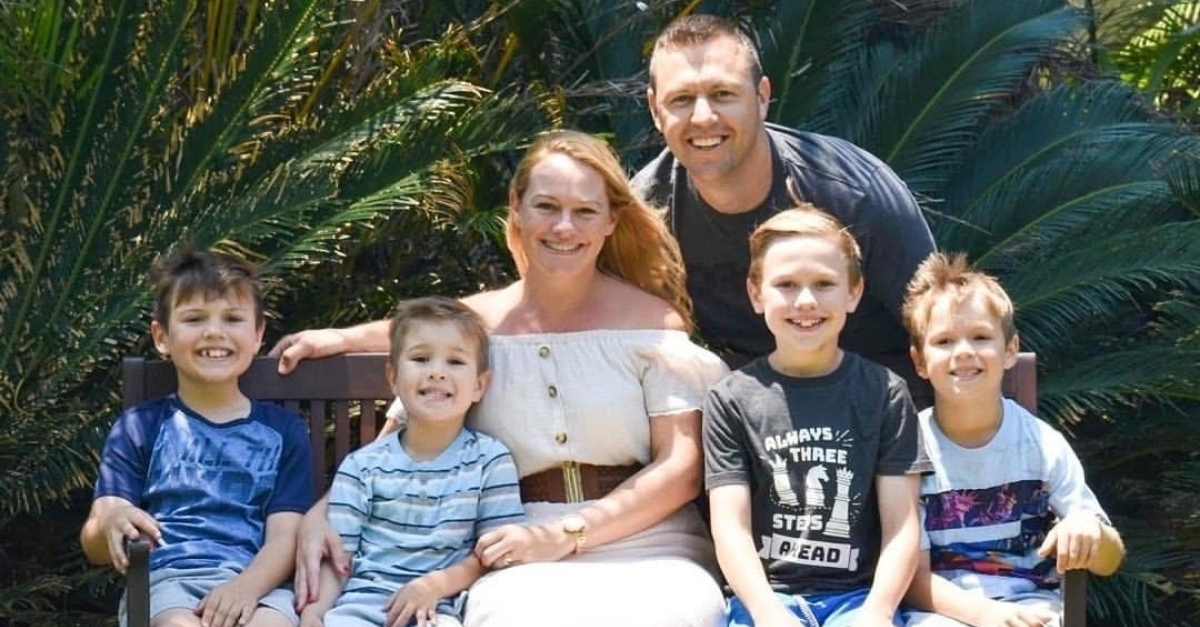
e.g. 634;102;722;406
94;396;315;571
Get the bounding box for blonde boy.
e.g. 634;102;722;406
901;253;1124;627
704;206;931;627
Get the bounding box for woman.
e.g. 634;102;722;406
271;130;727;627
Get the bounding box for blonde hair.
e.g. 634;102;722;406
747;204;863;286
902;252;1017;348
505;129;693;327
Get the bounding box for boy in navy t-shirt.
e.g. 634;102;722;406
81;248;314;627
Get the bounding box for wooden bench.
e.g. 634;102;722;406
118;351;1087;627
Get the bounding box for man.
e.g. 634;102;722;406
632;14;935;406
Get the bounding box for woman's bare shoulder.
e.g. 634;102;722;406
598;277;687;332
460;287;518;330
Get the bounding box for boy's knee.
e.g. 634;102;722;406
150;608;201;627
244;606;296;627
900;611;969;627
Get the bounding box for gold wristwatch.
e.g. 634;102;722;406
560;513;587;554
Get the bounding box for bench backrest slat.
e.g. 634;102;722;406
122;354;394;493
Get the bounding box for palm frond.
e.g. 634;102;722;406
819;0;1089;192
1004;220;1200;339
751;0;878;128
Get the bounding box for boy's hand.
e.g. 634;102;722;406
195;579;258;627
1038;512;1103;573
384;575;442;627
975;598;1058;626
99;503;162;573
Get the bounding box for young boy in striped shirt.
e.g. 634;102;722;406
299;297;525;627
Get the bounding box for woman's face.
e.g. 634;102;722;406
511;152;617;278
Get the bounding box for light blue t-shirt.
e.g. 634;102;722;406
328;427;524;595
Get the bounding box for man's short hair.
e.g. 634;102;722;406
649;14;763;88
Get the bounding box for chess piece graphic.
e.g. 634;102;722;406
804;465;830;511
769;454;800;506
825;467;854;538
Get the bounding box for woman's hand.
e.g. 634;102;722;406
268;329;348;374
474;523;573;569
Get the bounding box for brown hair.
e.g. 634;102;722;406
649;13;763;88
747;204;863;286
902;252;1017;348
388;296;490;374
151;248;263;331
505;129;693;327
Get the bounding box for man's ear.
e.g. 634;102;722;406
647;87;664;132
910;346;929;380
757;76;771;120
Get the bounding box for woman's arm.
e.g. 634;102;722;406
269;320;392;374
574;407;703;545
475;408;704;565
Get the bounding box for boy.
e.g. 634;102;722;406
901;253;1124;627
81;248;315;627
704;206;932;627
298;296;524;627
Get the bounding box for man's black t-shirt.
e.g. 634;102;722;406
632;124;935;403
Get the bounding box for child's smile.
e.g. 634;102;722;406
749;234;862;374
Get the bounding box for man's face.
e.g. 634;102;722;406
647;34;770;186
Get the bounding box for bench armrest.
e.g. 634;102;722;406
1062;569;1088;627
125;538;152;627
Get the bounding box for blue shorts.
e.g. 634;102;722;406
323;589;464;627
118;566;298;627
728;588;905;627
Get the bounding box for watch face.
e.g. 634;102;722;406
562;514;586;533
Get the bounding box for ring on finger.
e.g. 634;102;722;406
502;555;514;567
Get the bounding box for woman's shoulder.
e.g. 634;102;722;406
595;275;686;331
460;286;518;330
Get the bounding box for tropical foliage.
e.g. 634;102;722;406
1;0;1197;625
0;0;547;622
